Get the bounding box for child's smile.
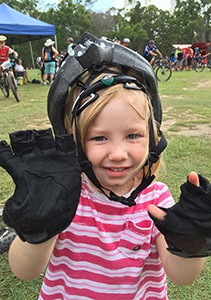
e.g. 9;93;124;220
84;95;148;196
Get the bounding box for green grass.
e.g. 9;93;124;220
0;68;211;299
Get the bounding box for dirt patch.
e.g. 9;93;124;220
183;79;211;90
161;120;211;137
25;117;52;130
160;86;211;136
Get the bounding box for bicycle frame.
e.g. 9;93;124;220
1;59;20;102
153;57;172;82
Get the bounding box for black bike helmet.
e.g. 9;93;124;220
48;32;167;206
149;40;155;45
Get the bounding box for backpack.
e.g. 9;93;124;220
44;46;52;62
32;79;41;84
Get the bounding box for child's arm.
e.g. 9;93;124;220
9;235;58;281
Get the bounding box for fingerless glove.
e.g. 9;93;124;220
149;175;211;257
1;129;81;244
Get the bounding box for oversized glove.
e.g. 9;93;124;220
1;128;81;244
149;175;211;257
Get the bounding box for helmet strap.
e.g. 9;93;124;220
72;75;167;206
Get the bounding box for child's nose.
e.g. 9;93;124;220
108;145;128;161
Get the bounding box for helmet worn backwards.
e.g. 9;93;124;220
48;32;167;206
48;32;162;135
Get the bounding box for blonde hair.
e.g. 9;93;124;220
64;65;163;181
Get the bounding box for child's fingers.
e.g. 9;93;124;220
188;171;200;187
148;204;166;222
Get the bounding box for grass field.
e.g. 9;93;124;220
0;68;211;299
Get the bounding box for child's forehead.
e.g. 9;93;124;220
93;96;147;126
106;94;147;120
113;90;147;111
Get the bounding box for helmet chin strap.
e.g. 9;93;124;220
72;75;167;206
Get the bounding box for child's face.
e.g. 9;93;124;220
0;41;5;49
84;95;148;196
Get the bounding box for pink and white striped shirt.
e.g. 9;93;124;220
39;176;174;300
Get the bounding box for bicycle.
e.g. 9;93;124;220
0;59;21;102
180;58;188;71
0;207;16;254
192;58;206;72
153;57;172;82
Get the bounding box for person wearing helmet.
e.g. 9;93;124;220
143;39;162;66
5;33;208;300
113;36;121;44
123;37;130;47
194;47;201;68
0;35;18;76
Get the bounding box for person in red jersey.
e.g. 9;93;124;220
0;35;18;76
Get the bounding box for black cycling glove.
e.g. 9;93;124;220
1;128;81;244
149;175;211;257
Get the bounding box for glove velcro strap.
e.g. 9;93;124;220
166;238;211;258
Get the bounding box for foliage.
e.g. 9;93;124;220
39;0;91;52
174;0;202;43
89;11;117;39
0;0;41;17
2;0;211;68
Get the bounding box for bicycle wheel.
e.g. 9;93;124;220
180;61;187;71
0;207;16;254
195;62;205;72
7;73;21;102
156;65;172;82
0;75;9;97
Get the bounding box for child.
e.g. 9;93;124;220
0;35;18;76
2;33;210;300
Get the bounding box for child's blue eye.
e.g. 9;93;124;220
127;134;140;139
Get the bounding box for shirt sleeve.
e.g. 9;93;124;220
8;48;14;55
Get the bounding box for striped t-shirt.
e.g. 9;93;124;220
39;176;174;300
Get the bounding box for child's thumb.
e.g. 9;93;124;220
148;204;166;222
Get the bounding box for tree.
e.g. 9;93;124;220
173;0;201;44
200;0;211;42
126;2;174;55
39;0;91;51
89;11;117;39
0;0;40;17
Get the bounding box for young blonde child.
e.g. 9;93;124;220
1;33;210;300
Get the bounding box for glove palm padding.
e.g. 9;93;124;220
149;175;211;257
1;129;81;244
